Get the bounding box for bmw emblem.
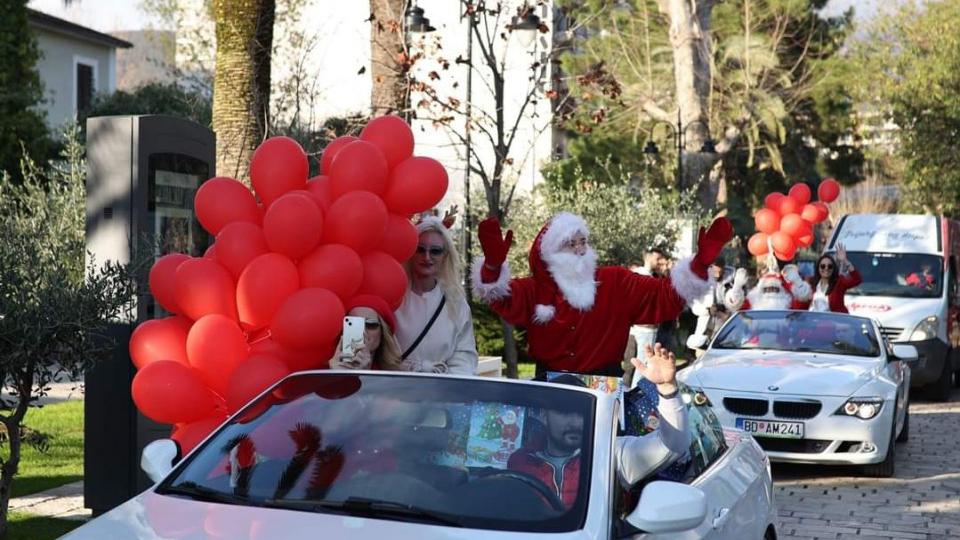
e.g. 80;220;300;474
767;385;779;391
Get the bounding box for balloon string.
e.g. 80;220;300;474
765;237;778;273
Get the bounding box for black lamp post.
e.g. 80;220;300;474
643;108;717;190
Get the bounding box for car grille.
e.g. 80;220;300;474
755;438;832;453
879;326;904;341
773;400;822;419
723;397;768;416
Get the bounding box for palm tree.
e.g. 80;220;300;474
212;0;276;184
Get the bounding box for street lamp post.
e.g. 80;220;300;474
643;109;717;190
406;1;541;289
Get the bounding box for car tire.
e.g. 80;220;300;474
862;420;896;478
895;404;909;443
927;358;953;402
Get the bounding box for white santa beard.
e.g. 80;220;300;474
541;248;598;310
747;286;793;310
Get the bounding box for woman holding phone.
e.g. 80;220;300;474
329;295;405;370
394;214;478;375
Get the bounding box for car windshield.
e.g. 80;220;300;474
157;373;595;533
840;251;943;298
712;310;881;357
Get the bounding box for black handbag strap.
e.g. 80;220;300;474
402;294;446;360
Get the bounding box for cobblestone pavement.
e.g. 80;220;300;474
773;386;960;539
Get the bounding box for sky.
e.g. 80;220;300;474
29;0;896;34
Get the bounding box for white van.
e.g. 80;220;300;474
826;214;960;400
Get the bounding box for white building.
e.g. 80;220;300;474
172;0;558;208
27;8;131;129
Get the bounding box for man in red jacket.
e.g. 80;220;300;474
472;212;732;377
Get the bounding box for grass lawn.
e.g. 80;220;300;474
7;400;83;498
7;512;82;540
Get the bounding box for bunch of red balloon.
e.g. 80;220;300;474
128;116;447;453
748;178;841;261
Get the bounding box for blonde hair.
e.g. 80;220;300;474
406;216;465;317
329;313;405;370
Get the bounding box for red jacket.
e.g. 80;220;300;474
489;267;687;372
507;448;581;509
797;270;863;314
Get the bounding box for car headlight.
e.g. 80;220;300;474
682;387;712;407
910;316;939;341
836;398;883;419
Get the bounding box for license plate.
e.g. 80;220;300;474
736;418;804;439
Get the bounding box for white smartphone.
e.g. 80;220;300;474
341;316;365;358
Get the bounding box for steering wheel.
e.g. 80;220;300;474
478;469;566;512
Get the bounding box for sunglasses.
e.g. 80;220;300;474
364;319;381;329
416;245;446;257
819;263;835;270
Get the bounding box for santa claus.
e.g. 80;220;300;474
724;264;812;311
472;212;733;377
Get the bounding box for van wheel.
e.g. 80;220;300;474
863;422;896;478
927;359;953;402
895;405;909;443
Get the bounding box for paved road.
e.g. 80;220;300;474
773;386;960;539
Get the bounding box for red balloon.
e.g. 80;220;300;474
788;183;812;205
378;214;418;262
132;360;219;424
298;244;363;301
187;314;249;397
170;413;227;455
778;196;802;216
321;135;359;175
215;222;269;279
237;253;300;330
747;233;769;256
360;115;415;169
770;232;797;261
818;178;841;203
194;177;260;235
812;202;830;223
306;175;334;213
263;193;324;259
322;191;388;254
795;219;814;247
358;251;409;309
764;192;785;211
226;354;290;413
754;208;781;235
800;203;821;223
250;137;308;207
779;213;806;237
271;288;344;351
129;317;190;369
249;338;330;373
329;140;389;198
383;157;449;215
174;258;237;321
204;244;217;259
149;253;189;314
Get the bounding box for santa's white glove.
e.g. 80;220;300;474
733;268;749;288
782;264;802;284
781;264;812;302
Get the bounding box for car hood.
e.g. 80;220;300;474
844;295;942;337
681;350;880;397
61;491;596;540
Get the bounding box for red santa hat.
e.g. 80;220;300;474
528;212;595;324
344;294;397;333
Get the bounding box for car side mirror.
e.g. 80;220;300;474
891;344;919;364
625;481;707;533
686;334;709;351
141;439;179;484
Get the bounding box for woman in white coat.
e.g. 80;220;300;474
394;215;478;375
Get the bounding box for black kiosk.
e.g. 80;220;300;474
84;115;215;515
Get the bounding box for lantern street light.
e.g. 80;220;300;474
643;108;718;190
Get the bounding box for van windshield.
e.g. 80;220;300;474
842;252;943;298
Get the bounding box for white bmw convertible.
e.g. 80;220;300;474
679;310;916;477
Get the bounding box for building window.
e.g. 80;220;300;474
73;57;98;116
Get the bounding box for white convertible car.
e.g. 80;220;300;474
63;371;778;539
680;310;916;477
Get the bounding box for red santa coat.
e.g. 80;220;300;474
490;267;687;372
473;213;709;373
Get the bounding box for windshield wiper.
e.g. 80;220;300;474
266;497;463;527
159;482;253;506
